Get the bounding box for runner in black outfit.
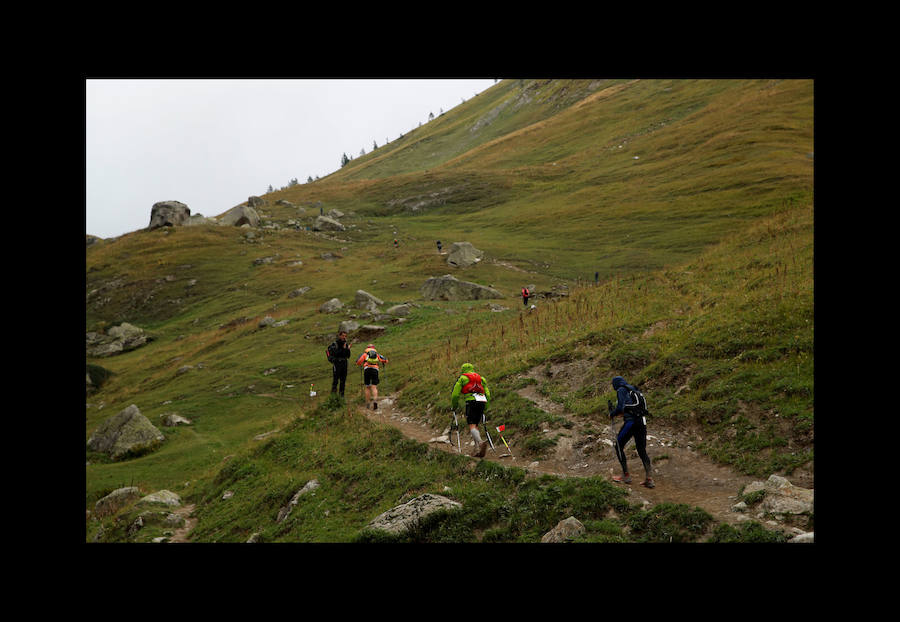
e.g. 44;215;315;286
609;375;655;488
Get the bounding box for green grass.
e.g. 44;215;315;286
86;78;812;542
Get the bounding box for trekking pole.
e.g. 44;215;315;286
608;399;626;472
451;411;461;453
481;412;496;453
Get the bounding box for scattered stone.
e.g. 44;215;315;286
86;322;150;357
138;490;182;507
541;516;585;543
288;287;311;298
87;404;165;460
94;486;141;517
355;290;384;312
160;413;192;426
319;298;344;313
743;474;814;518
363;493;462;536
385;303;412;317
277;479;321;522
339;320;360;334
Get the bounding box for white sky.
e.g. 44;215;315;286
85;78;497;239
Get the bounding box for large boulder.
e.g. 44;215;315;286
312;215;346;231
219;204;260;227
446;242;484;268
420;274;503;301
355;290;384;312
363;494;462;536
86;322;150;357
742;475;814;518
94;486;141;517
319;298;344;313
148;201;191;230
87;404;165;460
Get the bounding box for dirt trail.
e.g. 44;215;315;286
168;504;197;543
363;392;773;528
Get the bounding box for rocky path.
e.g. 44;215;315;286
363;393;779;529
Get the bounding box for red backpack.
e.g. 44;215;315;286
461;372;484;394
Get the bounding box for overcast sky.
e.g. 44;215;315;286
85;78;498;239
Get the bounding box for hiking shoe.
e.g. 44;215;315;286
641;478;655;489
612;474;632;484
476;441;488;457
373;402;378;410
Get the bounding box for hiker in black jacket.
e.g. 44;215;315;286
609;375;655;488
326;330;352;396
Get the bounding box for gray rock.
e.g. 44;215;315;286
138;490;182;507
446;241;484;268
277;479;321;523
86;322;150;358
744;474;814;518
87;404;165;460
288;287;311;298
312;215;345;231
319;298;344;313
385;303;412;317
94;486;141;517
219;204;260;227
420;274;503;301
541;516;585;543
160;413;192;426
148;201;191;230
355;290;384;311
364;493;462;536
339;320;360;334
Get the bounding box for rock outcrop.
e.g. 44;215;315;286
312;215;345;231
148;201;191;229
420;274;503;301
363;493;462;536
219;204;260;227
446;242;484;268
87;404;165;460
86;322;150;357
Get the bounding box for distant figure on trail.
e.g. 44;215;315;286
393;238;399;248
521;286;530;307
608;375;654;488
325;330;352;397
594;271;599;285
356;343;388;410
450;363;491;457
436;240;442;253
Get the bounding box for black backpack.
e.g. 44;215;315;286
623;383;650;418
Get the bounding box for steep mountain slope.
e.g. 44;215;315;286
85;78;813;543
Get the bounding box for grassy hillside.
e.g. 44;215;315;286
85;78;813;543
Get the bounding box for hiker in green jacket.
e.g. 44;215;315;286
451;363;491;457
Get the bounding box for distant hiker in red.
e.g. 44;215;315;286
451;363;491;457
356;344;388;410
522;286;530;307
